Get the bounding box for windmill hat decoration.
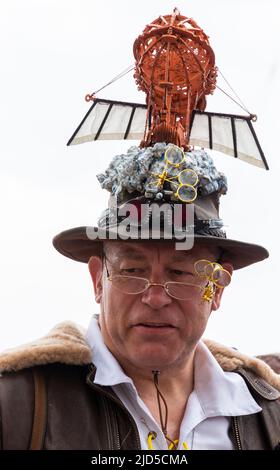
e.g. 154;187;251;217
53;8;269;273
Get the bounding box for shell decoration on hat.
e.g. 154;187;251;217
97;143;227;205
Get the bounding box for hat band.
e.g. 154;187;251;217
97;204;226;239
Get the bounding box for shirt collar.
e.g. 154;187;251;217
191;341;262;417
85;314;133;386
85;314;261;417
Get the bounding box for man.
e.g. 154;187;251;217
87;240;234;448
0;144;279;450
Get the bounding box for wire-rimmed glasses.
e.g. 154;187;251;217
105;272;204;301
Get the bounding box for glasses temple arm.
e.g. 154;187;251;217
102;250;110;278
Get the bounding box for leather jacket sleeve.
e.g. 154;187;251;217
0;368;34;449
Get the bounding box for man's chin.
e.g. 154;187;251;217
128;349;178;371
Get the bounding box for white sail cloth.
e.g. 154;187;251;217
67;99;268;170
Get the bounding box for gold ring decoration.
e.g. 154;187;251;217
164;145;185;167
176;184;197;203
175;168;198;203
194;259;232;301
178;169;199;186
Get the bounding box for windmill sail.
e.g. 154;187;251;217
67;98;268;170
67;99;147;145
189;110;268;170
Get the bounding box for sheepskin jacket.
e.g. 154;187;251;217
0;321;280;450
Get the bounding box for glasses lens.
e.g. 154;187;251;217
178;169;198;186
166;282;202;300
205;262;215;277
165;145;185;166
111;275;148;294
212;268;231;288
194;259;210;277
177;184;197;203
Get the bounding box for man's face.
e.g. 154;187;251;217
89;241;232;372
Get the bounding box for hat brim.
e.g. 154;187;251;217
52;226;269;270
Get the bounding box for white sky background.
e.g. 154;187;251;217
0;0;279;355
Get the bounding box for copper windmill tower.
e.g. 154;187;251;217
67;8;268;170
133;8;217;148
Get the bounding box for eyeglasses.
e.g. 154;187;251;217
103;255;205;301
106;274;204;300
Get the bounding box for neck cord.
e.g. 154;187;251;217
152;370;177;448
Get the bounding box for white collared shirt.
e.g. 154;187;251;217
85;314;261;450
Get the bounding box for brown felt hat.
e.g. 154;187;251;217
53;194;268;270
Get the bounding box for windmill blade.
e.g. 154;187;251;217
67;99;268;170
67;98;147;145
189;110;269;170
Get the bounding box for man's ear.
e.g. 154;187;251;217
88;256;103;303
211;262;233;311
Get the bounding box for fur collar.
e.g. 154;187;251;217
0;321;280;391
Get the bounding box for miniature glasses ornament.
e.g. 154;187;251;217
147;145;198;203
194;259;231;288
194;259;232;302
176;168;198;203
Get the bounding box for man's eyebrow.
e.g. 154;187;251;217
169;253;195;262
111;250;195;263
111;250;147;261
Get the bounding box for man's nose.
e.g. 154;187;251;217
141;284;172;309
